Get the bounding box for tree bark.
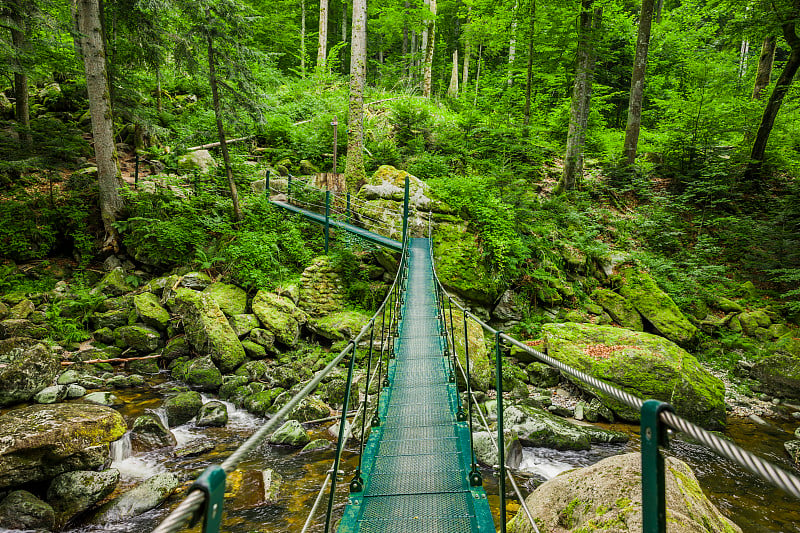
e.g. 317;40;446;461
622;0;656;165
447;49;459;97
738;40;750;79
9;2;31;146
74;0;124;251
341;1;347;43
655;0;663;23
559;1;601;192
508;0;518;86
524;0;536;125
206;29;242;221
474;43;482;105
462;6;471;87
316;0;328;73
344;0;367;191
403;0;409;77
422;0;436;97
300;0;307;77
752;36;777;100
746;19;800;180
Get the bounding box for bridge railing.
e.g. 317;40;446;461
426;221;800;533
264;172;409;248
152;227;410;533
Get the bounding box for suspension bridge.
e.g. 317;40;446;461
153;175;800;533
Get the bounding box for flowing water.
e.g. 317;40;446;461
58;377;800;532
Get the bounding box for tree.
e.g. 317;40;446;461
316;0;329;73
447;49;459;97
557;0;601;193
421;0;436;97
523;0;535;125
752;35;776;100
622;0;656;165
746;1;800;180
72;0;125;251
344;0;366;190
5;0;31;146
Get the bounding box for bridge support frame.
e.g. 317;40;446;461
641;399;674;533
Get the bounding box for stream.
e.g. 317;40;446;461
58;376;800;533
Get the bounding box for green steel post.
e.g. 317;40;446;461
134;153;139;190
466;313;481;487
324;190;331;254
402;175;409;245
641;400;674;533
346;192;351;223
287;174;292;203
265;170;270;199
495;330;507;533
324;342;358;533
188;464;226;533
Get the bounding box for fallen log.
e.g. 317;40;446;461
61;354;161;366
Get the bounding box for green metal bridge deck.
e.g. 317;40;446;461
337;238;495;533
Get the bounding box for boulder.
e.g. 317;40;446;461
133;292;170;330
196;400;228;427
241;339;268;359
617;266;697;345
179;271;213;290
306;310;371;341
298;257;346;316
90;309;130;330
0;403;126;489
0;339;60;406
130;414;177;451
432;220;500;305
751;355;800;399
0;318;48;339
8;299;35;319
591;288;643;331
269;420;310;446
162;336;191;361
472;430;523;469
229;314;260;337
542;323;726;429
66;384;87;399
449;309;492;392
492;290;523;322
92;267;132;297
785;440;800;469
525;361;561;388
164;391;203;426
47;469;120;527
244;389;285;416
90;472;180;523
114;324;162;354
83;391;123;406
289;397;331;422
34;384;68;404
510;404;627;450
171;288;245;373
508;453;741;533
249;328;276;352
203;282;247;316
177;149;216;174
0;490;55;531
252;290;308;347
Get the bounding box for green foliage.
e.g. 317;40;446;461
46;285;105;345
329;248;382;311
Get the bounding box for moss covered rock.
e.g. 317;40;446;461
298;257;346;316
0;339;60;406
252;290;308;347
92;267;132;297
182;356;223;391
0;490;55;531
90;472;180;523
197;400;228;427
751;355;800;399
0;403;126;489
617;266;697;346
542;322;726;429
432;221;500;305
307;309;371;341
449;309;492;391
114;324;162;354
244;389;285;415
241;339;268;359
47;469;119;527
591;288;643;331
289;397;331;422
0;318;48;339
269;419;310;446
229;314;260;337
171;288;245;373
164;391;203;426
90;309;131;330
130;414;177;451
133;292;170;330
203;282;247;316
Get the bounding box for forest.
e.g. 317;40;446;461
2;0;800;532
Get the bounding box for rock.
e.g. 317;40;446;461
511;405;589;450
432;220;500;305
0;318;48;339
0;340;60;406
306;310;371;341
301;439;331;453
179;271;213;290
162;336;191;361
225;469;282;510
0;301;8;320
131;414;177;451
93;326;116;344
235;360;272;382
0;403;125;489
164;391;203;426
591;288;644;331
115;324;162;354
472;430;523;468
66;384;87;399
93;267;132;297
492;290;523;321
83;391;123;406
298;257;347;317
751;355;800;400
229;314;260;337
321;377;359;409
47;469;119;526
738;309;772;337
617;266;697;345
709;295;744;313
90;472;180;523
525;361;561;388
241;339;268;359
244;389;285;416
177;150;216;174
171;288;245;373
785;440;800;468
508;453;741;533
8;299;35;319
175;441;216;458
252;290;309;347
203;282;247;316
249;328;276;352
196;400;228;427
133;292;170;330
449;309;492;392
269;420;310;446
34;384;68;404
0;490;55;531
289;397;331;422
542;322;726;429
90;309;130;330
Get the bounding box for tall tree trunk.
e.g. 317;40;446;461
559;2;601;192
156;64;162;113
9;2;31;146
474;44;482;105
622;0;655;165
411;31;418;69
738;40;750;79
447;49;459;97
655;0;663;24
422;0;436;97
345;0;366;191
524;0;536;125
746;21;800;180
300;0;307;77
508;0;518;86
206;30;242;221
341;1;347;43
462;6;471;87
752;36;777;100
316;0;328;73
403;0;409;77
